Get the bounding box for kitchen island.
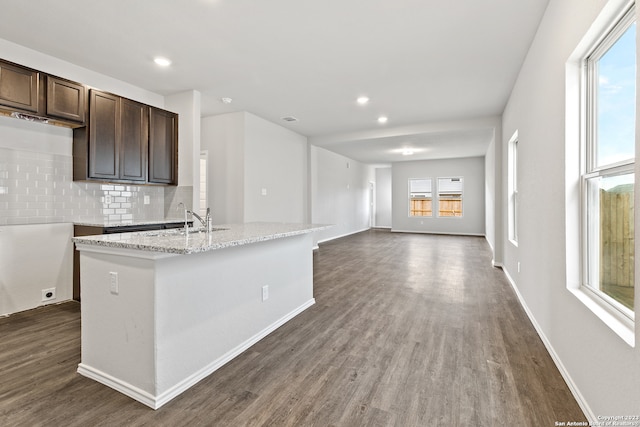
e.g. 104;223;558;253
73;222;328;409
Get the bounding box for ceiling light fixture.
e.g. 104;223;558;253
221;97;233;104
357;96;370;105
377;116;388;124
153;57;172;67
402;149;414;156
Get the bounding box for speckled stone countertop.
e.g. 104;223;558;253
72;222;331;255
73;218;186;227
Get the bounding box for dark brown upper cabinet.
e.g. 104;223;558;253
0;58;87;127
46;76;86;123
0;59;41;114
149;107;178;185
120;98;148;182
74;89;149;182
88;90;119;180
74;90;175;185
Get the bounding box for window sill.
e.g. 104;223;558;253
569;286;635;347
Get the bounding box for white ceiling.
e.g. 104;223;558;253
0;0;549;164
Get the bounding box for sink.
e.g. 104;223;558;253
144;228;228;237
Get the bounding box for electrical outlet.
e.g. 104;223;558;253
261;188;267;196
144;195;150;205
104;194;112;205
42;287;56;302
110;272;119;295
262;285;269;301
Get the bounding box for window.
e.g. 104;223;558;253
582;6;635;317
409;178;432;217
508;132;519;244
437;177;463;217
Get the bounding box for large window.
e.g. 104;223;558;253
582;5;635;316
437;177;463;217
409;178;432;217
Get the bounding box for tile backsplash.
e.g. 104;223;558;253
0;147;192;226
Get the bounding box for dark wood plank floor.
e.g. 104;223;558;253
0;230;586;426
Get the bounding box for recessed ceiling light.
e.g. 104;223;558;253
357;96;370;105
281;116;299;122
402;149;414;156
154;57;172;67
377;116;388;124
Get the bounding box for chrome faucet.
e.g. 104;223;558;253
188;207;212;233
177;203;212;233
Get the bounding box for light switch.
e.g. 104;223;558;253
261;188;267;196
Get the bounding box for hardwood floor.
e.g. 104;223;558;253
0;230;586;426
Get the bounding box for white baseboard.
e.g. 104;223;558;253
501;268;595;423
317;227;370;244
78;298;316;410
390;228;485;237
77;364;158;408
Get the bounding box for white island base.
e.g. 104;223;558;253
75;229;316;409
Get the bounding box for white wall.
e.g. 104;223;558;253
0;223;73;315
391;157;485;235
311;146;375;243
202;113;245;224
165;91;200;189
484;135;497;259
165;90;202;215
375;167;392;228
501;0;640;418
244;113;308;223
201;112;308;225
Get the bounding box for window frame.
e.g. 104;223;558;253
408;178;433;217
580;4;636;321
436;176;464;218
508;131;519;245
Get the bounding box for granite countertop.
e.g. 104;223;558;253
72;222;331;255
73;218;187;228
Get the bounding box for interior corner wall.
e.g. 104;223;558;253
500;0;640;417
201;112;308;225
164;91;201;217
375;167;392;228
201;112;246;224
243;113;308;223
391;157;485;235
311;146;375;243
165;91;201;188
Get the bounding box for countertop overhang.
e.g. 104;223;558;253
72;222;331;255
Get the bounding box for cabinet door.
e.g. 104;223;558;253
0;60;39;113
89;90;120;180
149;107;178;184
46;76;86;123
120;98;148;181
